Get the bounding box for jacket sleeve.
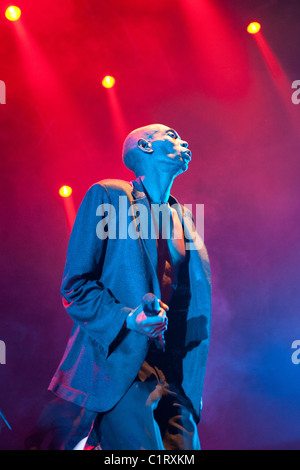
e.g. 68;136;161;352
60;183;132;358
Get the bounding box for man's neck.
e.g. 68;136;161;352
140;174;174;205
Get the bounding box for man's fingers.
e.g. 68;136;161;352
158;309;168;321
152;324;167;335
148;325;167;338
141;316;167;327
133;299;169;338
153;297;161;313
144;295;169;314
158;299;169;312
144;318;168;337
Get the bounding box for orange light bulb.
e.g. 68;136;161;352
59;186;72;198
247;22;261;35
102;76;116;89
5;6;21;21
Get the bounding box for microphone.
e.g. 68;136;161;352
142;293;166;351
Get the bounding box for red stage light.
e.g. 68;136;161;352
102;76;116;89
247;22;261;35
5;6;21;21
59;186;72;198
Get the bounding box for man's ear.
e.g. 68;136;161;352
137;138;154;154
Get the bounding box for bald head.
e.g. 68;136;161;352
122;124;170;176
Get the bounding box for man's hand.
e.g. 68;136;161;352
126;295;169;339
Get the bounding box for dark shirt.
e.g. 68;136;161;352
137;204;195;417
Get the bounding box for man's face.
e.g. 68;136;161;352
149;125;192;175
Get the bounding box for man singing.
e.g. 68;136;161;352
49;124;211;450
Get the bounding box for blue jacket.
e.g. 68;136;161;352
49;177;211;422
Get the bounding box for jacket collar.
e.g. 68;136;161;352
130;176;181;209
131;176;146;200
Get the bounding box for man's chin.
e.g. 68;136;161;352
181;159;190;171
174;161;189;177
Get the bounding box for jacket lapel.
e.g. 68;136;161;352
129;177;211;301
130;177;161;299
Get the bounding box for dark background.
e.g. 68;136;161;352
0;0;299;450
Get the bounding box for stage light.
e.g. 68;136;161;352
59;186;72;198
247;22;261;35
5;6;21;21
59;186;76;231
102;76;116;89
